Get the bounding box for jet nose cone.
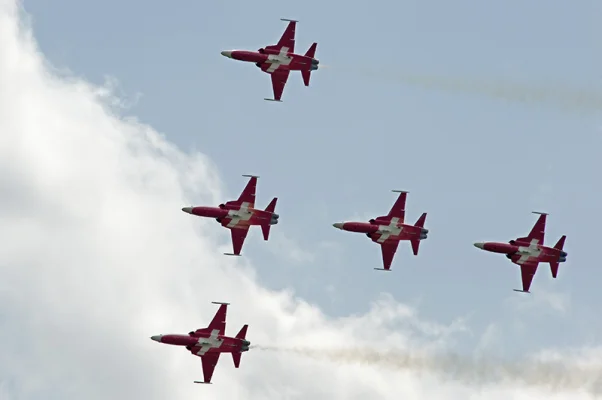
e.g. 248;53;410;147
182;207;193;214
473;242;485;250
221;50;233;58
332;223;344;230
150;335;163;342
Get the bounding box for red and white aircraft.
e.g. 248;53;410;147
182;175;278;256
332;190;428;271
151;302;250;384
220;18;319;102
473;211;568;293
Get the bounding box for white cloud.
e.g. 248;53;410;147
0;1;601;399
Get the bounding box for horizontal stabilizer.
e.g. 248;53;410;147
391;190;409;194
242;174;260;178
280;18;298;22
301;70;311;86
264;98;283;102
373;268;391;271
224;253;242;256
193;381;212;385
550;262;559;278
211;301;230;305
513;289;531;294
232;352;242;368
410;239;420;256
532;211;549;215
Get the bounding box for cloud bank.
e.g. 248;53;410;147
0;1;600;399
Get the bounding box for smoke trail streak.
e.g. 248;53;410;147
332;66;602;114
252;345;602;395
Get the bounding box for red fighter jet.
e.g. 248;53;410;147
151;302;250;384
182;175;278;256
332;190;428;271
220;18;319;102
473;211;568;293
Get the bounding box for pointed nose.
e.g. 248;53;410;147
332;223;344;230
221;50;233;58
150;335;163;342
473;242;485;250
182;207;193;214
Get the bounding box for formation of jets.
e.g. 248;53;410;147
151;19;570;384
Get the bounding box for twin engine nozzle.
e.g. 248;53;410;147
270;213;280;225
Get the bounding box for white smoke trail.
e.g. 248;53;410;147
253;345;602;395
330;66;602;114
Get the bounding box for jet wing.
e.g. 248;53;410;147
228;226;250;256
195;303;227;336
259;65;290;101
226;176;257;209
386;191;407;223
270;70;290;101
265;20;296;54
377;240;399;271
198;352;221;384
517;262;539;293
516;213;546;245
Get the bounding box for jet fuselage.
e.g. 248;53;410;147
151;333;251;353
183;205;279;226
333;220;428;240
473;241;567;263
221;50;319;71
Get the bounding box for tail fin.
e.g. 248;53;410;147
411;213;427;256
301;43;317;86
232;324;249;368
304;42;317;58
554;235;566;250
414;212;427;228
550;235;567;278
235;324;248;340
261;198;278;241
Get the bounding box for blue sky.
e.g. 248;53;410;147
4;0;602;396
22;0;602;351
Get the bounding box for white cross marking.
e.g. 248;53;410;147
516;239;541;264
266;47;293;73
226;202;254;228
195;329;224;356
376;217;403;243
